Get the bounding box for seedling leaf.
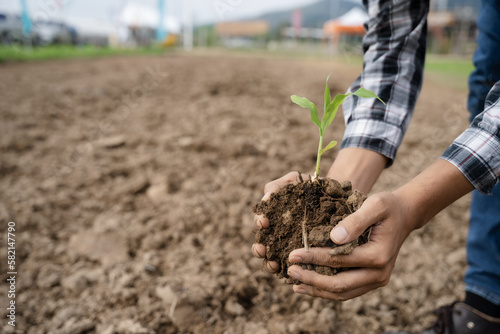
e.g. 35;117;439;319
324;73;332;112
321;93;349;134
351;87;386;105
291;95;321;128
319;140;337;155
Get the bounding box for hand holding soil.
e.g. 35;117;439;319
252;172;305;273
253;157;474;301
252;172;371;292
286;191;416;300
252;175;418;300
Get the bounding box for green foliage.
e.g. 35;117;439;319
324;73;331;112
291;74;385;178
290;95;320;128
319;140;337;155
0;45;165;63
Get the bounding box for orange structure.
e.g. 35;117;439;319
323;21;365;36
323;8;368;54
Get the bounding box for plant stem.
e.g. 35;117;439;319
314;134;324;180
302;207;309;252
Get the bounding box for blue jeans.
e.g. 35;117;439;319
465;0;500;306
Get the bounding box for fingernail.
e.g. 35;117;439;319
289;252;303;263
288;269;301;280
331;226;348;244
262;191;271;201
252;244;262;257
295;287;306;294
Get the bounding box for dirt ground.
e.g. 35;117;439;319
0;51;472;334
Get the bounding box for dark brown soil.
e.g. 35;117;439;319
254;177;369;279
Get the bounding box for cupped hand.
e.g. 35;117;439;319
252;171;310;273
286;191;418;300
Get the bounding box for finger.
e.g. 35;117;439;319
265;260;280;273
263;171;301;195
290;247;359;269
330;195;388;244
254;215;269;229
252;243;266;258
289;243;388;269
293;281;381;301
287;266;389;294
262;191;272;201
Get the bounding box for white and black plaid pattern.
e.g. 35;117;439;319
341;0;430;165
442;83;500;194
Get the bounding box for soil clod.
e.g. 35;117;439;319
253;176;370;280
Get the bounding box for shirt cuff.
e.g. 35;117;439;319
440;127;500;195
340;118;405;167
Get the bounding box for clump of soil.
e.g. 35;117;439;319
253;176;370;279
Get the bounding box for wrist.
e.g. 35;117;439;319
326;147;388;194
392;186;426;230
392;159;474;230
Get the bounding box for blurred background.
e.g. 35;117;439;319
0;0;480;61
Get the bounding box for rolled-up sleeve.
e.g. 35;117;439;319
441;83;500;194
341;0;430;166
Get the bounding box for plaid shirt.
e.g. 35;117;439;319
341;0;500;194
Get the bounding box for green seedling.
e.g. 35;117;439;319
291;74;385;180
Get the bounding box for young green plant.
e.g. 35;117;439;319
291;74;385;180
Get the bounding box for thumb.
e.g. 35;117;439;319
330;196;382;244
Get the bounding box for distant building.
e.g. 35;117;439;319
430;0;480;15
118;2;180;47
428;0;478;54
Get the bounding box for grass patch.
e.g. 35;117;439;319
424;55;474;89
424;55;474;77
0;44;166;62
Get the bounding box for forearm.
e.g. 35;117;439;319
393;159;474;230
327;147;387;194
341;0;429;165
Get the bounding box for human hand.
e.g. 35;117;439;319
253;148;387;274
286;191;418;300
251;171;309;273
285;159;475;300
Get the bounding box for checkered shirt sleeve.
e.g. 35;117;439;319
441;83;500;194
340;0;430;166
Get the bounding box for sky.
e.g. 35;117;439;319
0;0;327;25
